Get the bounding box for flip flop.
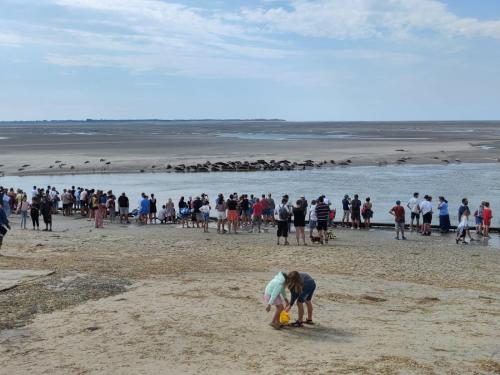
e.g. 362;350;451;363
305;320;315;325
289;320;303;328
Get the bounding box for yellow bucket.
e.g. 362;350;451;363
279;310;291;325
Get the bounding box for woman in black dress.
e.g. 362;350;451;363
149;193;157;224
293;200;307;245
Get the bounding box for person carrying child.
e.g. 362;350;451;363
264;272;290;330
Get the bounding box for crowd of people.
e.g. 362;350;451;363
0;184;495;252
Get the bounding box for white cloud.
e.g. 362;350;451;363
0;32;25;46
240;0;500;40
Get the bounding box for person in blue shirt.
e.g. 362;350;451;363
285;271;316;327
0;202;11;252
438;196;451;233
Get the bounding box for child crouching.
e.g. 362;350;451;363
264;272;289;330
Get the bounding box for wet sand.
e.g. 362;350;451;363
1;214;499;374
1;121;499;176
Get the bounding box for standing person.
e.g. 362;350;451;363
199;199;211;233
482;202;493;239
407;192;421;232
31;195;40;230
80;188;88;217
118;193;130;224
139;194;150;224
389;200;406;240
362;197;373;228
437;196;451;233
350;194;362;230
251;198;263;233
456;208;473;244
215;194;226;234
275;197;291;245
308;199;317;238
260;194;270;225
240;195;251;228
267;193;276;227
473;202;484;236
40;195;52;232
107;195;116;223
0;202;11;252
192;196;203;228
341;195;351;227
166;198;176;223
19;195;30;229
315;196;330;244
178;196;190;228
264;272;289;330
420;195;433;236
226;194;238;234
99;191;108;220
94;191;104;229
458;198;470;223
293;200;307;245
149;194;157;224
285;271;316;327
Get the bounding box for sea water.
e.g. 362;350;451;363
1;163;499;226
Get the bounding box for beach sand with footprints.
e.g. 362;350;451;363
1;214;499;374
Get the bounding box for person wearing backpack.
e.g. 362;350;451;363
275;197;291;245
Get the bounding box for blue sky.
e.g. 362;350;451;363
1;0;500;121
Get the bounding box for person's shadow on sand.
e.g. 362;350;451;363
282;324;354;343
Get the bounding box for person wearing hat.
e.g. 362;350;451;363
389;200;407;240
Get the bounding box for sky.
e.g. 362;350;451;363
1;0;500;121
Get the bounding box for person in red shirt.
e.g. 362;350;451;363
389;200;407;240
482;202;493;239
252;198;264;233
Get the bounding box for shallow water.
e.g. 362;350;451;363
1;163;498;226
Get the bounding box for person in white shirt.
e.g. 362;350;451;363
199;200;211;233
308;200;317;238
419;195;433;236
157;205;167;224
407;192;421;232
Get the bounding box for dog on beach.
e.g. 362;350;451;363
310;235;322;244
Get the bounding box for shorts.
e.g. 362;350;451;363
297;283;316;303
475;216;483;225
43;215;52;224
227;210;238;221
119;207;129;216
483;219;491;227
216;211;226;220
317;220;328;231
263;294;284;306
80;201;88;208
423;212;432;224
411;212;420;220
203;213;210;222
309;220;317;230
196;213;204;222
395;220;405;230
277;221;288;237
253;216;262;224
263;209;273;216
351;211;361;221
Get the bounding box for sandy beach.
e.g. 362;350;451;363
1;121;499;176
1;214;499;374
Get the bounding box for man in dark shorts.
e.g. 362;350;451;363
407;192;421;232
315;196;330;244
350;194;362;230
118;192;130;224
275;197;291;245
